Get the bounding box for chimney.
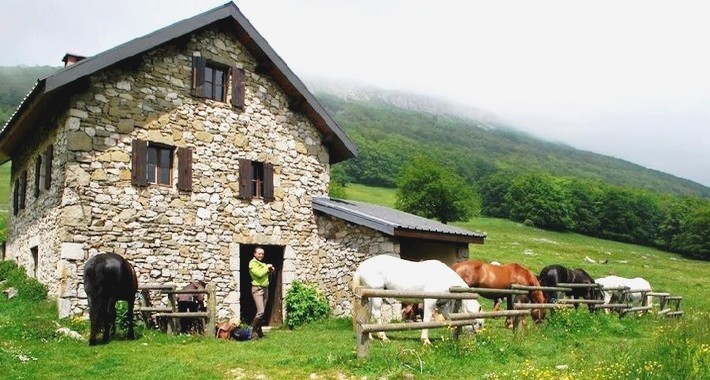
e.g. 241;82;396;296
62;53;86;67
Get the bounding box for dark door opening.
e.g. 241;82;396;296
239;244;284;327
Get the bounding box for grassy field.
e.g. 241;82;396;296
0;184;708;379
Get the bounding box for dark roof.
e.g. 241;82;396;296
0;2;356;164
313;197;486;244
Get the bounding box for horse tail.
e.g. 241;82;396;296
127;261;138;292
351;266;364;292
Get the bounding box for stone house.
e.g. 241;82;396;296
0;2;484;325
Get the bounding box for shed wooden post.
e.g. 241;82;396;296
354;287;370;359
452;299;462;340
166;285;177;333
659;295;668;312
207;283;216;337
507;295;522;332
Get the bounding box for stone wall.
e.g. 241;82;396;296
7;27;341;319
311;214;400;317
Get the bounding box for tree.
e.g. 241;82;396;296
479;171;514;218
505;173;574;231
395;155;477;224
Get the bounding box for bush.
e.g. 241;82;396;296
284;280;330;329
0;259;48;301
0;259;20;280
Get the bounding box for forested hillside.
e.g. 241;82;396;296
317;93;709;198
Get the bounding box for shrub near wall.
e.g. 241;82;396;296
284;280;330;329
0;260;48;301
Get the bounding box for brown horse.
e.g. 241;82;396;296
452;260;546;323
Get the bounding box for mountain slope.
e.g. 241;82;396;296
311;87;709;198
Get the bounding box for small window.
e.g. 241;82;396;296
14;171;27;215
131;139;192;191
239;159;274;202
34;155;42;198
31;247;38;278
252;162;264;198
44;145;53;190
205;64;226;102
192;56;244;107
147;144;174;186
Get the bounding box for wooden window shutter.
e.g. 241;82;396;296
131;139;148;187
263;163;274;202
44;144;53;190
13;179;19;216
231;67;245;108
191;56;207;97
34;156;42;198
177;147;193;192
19;170;27;210
238;159;253;199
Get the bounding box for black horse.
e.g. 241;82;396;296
84;253;138;345
538;264;602;307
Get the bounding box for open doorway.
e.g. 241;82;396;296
239;244;284;327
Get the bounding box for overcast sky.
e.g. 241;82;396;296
2;0;709;187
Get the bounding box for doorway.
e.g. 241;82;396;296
239;244;284;327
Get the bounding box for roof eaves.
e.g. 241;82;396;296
313;198;397;236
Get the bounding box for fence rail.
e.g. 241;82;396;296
353;282;683;358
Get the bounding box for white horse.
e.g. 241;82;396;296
595;275;653;308
352;255;484;345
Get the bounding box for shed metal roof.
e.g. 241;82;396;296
0;2;356;164
313;197;486;244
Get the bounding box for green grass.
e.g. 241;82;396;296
341;183;397;208
1;183;708;379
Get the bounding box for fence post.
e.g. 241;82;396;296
354;287;370;359
166;285;177;333
207;283;216;337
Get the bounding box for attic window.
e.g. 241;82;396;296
192;56;245;108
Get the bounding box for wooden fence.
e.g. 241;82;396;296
135;283;216;337
353;283;683;358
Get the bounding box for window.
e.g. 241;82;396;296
131;139;192;191
204;64;226;102
252;161;264;198
238;159;274;201
147;144;173;186
13;170;27;215
31;247;38;278
32;145;53;198
44;145;53;190
34;155;42;198
191;56;245;108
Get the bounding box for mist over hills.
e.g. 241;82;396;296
306;79;709;198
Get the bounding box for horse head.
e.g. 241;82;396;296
460;299;485;331
528;273;547;323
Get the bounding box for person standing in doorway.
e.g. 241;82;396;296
249;246;273;339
